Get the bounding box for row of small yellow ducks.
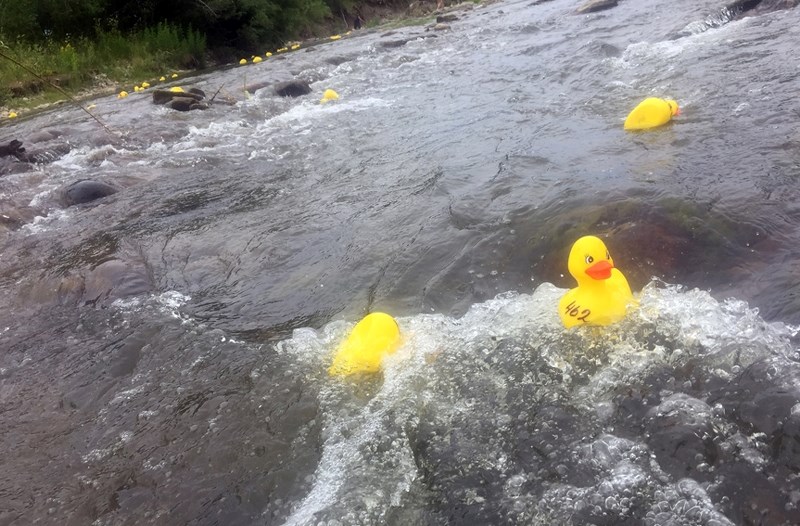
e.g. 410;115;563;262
236;32;351;65
117;73;181;99
7;94;677;124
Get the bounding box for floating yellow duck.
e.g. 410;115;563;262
328;312;401;376
8;111;18;119
320;89;340;103
159;76;166;82
117;90;129;99
558;235;633;328
169;86;185;93
239;58;247;65
134;85;141;92
171;73;178;79
252;56;262;63
330;35;342;40
277;47;288;53
291;44;300;50
624;97;680;130
266;52;273;57
141;81;150;89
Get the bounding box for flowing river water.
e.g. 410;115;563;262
2;0;800;524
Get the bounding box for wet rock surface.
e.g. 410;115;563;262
61;179;118;207
274;80;312;97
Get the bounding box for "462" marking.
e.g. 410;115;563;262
565;301;591;322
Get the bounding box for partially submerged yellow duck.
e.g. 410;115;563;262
328;312;401;376
558;235;633;328
320;89;340;103
624;97;680;130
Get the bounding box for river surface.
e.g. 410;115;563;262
2;0;800;524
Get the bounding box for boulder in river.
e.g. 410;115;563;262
61;179;118;207
576;0;619;14
274;80;312;97
152;87;207;109
169;97;209;111
0;139;26;159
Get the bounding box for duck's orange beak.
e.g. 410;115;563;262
585;260;613;280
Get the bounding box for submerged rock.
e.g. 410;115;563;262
61;179;118;207
274;80;312;97
169;97;209;111
0;139;26;159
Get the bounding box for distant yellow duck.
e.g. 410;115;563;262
558;235;633;328
320;89;340;103
141;81;150;89
252;56;263;63
330;35;341;40
117;90;129;99
329;312;401;376
624;97;680;130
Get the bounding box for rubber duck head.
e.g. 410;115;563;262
665;99;680;116
567;235;615;285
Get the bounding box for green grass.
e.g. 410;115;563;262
0;22;206;113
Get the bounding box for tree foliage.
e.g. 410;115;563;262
0;0;351;54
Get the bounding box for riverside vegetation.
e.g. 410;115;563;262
0;0;433;115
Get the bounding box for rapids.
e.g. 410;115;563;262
2;0;800;524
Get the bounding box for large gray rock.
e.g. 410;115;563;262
62;179;118;207
152;88;205;105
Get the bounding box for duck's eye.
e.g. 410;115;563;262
585;255;594;264
606;251;611;260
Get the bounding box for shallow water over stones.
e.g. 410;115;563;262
2;0;800;524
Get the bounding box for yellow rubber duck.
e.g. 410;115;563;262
624;97;680;130
169;86;184;93
117;90;128;99
141;81;150;89
291;44;300;50
330;35;342;40
558;235;633;328
159;76;166;82
239;58;247;65
329;312;401;376
266;52;273;57
253;56;263;63
320;89;340;103
8;111;18;119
